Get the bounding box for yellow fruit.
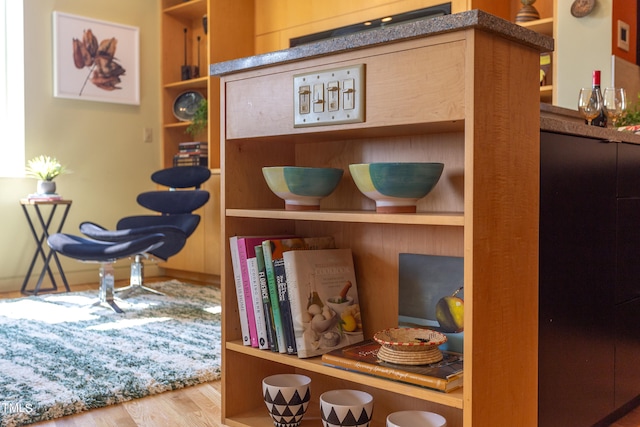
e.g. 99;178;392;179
341;314;357;332
435;287;464;333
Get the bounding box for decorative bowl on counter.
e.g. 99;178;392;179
349;162;444;213
262;166;343;211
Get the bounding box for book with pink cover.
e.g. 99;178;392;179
229;236;251;346
236;235;294;348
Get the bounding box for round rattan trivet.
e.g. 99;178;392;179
377;344;443;365
373;327;447;352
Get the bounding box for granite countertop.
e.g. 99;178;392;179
209;9;638;145
210;9;554;76
541;104;640;145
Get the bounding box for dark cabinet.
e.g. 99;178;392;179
539;132;617;427
540;132;640;425
614;297;640;408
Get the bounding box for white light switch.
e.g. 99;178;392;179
327;81;339;112
299;85;310;114
313;83;324;113
293;64;365;127
343;78;355;110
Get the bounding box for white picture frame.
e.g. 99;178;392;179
617;19;630;52
53;12;140;105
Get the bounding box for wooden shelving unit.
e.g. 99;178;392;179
159;0;253;276
518;14;556;103
216;14;546;427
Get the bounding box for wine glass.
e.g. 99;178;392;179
603;87;627;128
578;87;603;126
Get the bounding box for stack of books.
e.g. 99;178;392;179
173;141;208;166
321;339;463;393
229;235;365;358
25;193;63;201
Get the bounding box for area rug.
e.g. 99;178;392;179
0;280;222;427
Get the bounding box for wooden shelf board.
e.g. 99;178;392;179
225;209;465;226
163;0;207;20
223;407;385;427
518;17;554;37
226;120;466;144
226;341;464;409
164;76;208;90
540;84;553;103
164;121;190;129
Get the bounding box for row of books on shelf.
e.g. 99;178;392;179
229;235;365;358
174;141;208;167
229;234;465;393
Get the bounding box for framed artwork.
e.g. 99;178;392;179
618;19;630;52
53;12;140;105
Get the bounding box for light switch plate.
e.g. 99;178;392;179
293;64;365;127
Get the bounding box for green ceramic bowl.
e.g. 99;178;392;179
262;166;344;210
349;162;444;213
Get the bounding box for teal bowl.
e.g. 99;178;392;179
262;166;344;210
349;162;444;213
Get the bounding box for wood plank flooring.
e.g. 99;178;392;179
2;277;639;427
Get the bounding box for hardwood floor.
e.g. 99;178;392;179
31;382;224;427
2;278;640;427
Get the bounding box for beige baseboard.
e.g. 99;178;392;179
0;264;162;294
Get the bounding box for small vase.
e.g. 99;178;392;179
37;180;56;195
516;0;540;23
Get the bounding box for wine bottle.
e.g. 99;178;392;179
589;70;608;127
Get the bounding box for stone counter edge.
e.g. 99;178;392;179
210;9;554;77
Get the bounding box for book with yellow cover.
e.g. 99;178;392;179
321;339;463;392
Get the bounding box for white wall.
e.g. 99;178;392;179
0;0;161;292
555;0;613;108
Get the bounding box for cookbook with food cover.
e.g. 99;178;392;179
283;248;364;358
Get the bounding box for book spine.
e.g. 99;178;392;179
255;244;278;352
282;251;304;357
247;254;270;350
229;237;251;346
321;354;449;391
274;258;297;355
262;240;288;354
237;238;259;348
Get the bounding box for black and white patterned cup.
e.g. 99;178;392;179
320;389;374;427
262;374;311;427
386;410;447;427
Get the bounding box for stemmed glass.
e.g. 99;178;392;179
578;87;603;126
603;87;627;128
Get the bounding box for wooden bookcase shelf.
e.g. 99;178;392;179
226;209;465;226
518;10;556;103
159;0;253;275
216;13;546;427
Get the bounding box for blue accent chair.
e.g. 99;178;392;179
47;166;211;312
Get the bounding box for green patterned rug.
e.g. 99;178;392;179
0;280;222;427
